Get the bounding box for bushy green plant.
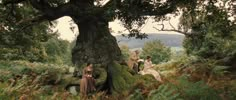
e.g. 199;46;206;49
128;89;144;100
0;60;74;99
0;89;12;100
119;44;130;61
175;56;230;82
0;60;69;82
175;75;220;100
182;1;236;67
148;84;181;100
0;47;47;62
0;32;72;65
43;36;72;65
141;40;171;64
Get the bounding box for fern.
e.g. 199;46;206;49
211;66;229;76
176;75;221;100
128;89;144;100
148;84;182;100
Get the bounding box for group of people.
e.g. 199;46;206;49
128;50;163;82
79;50;163;96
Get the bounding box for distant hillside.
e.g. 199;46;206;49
115;33;185;49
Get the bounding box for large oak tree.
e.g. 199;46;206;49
1;0;235;93
1;0;190;65
1;0;188;93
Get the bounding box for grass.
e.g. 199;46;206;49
0;60;73;99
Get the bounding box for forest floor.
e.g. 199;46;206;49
0;59;236;100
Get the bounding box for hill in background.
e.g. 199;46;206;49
116;33;185;49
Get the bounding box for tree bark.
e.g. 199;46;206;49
72;16;121;67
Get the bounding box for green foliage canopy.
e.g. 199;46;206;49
181;0;236;66
1;0;235;65
0;0;56;62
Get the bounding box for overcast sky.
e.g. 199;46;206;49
54;15;181;42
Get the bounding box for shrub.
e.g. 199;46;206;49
148;84;181;100
43;37;72;65
175;75;220;100
128;89;144;100
182;5;236;68
141;40;171;64
119;44;130;61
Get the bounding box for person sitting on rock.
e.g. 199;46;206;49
140;56;163;82
80;63;96;96
128;50;140;73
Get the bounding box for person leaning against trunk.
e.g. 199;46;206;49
80;63;96;96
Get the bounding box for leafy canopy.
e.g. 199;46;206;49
1;0;236;64
1;0;203;38
182;0;236;66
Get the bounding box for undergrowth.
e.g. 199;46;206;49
1;57;236;100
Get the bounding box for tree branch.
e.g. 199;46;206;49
16;15;47;25
140;0;178;16
102;0;121;9
153;26;187;35
168;20;176;30
4;0;74;21
13;20;41;34
29;0;73;21
153;22;192;36
102;0;179;20
3;0;26;5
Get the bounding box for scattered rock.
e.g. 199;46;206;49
68;86;78;95
69;67;75;74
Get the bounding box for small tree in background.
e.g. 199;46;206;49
119;44;130;61
43;36;72;65
141;40;171;64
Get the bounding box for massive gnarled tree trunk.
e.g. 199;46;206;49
72;17;121;66
70;15;127;94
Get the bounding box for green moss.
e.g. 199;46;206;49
110;62;135;94
94;67;107;87
113;76;127;90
